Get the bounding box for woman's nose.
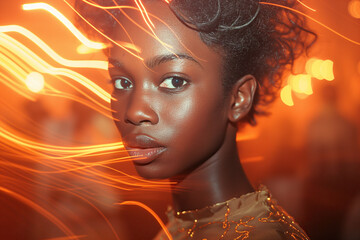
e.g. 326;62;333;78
124;89;159;126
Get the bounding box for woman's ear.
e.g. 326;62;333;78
228;74;257;123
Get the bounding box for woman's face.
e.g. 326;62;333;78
110;1;232;179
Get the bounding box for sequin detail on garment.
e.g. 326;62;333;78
155;186;310;240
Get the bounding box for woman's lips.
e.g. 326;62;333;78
123;135;166;165
126;147;166;165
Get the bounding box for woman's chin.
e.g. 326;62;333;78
133;163;173;180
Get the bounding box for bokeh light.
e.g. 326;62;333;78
280;85;294;106
348;0;360;19
305;58;334;81
288;74;313;95
25;72;45;93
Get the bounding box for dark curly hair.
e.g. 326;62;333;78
74;0;316;124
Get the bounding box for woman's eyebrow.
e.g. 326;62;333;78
108;58;125;70
108;54;203;70
145;53;203;69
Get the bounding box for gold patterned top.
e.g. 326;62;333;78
154;187;309;240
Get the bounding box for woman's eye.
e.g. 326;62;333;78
159;77;188;89
113;78;133;90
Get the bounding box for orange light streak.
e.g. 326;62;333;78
62;0;144;60
0;126;123;156
0;134;170;191
118;201;173;240
44;236;87;240
23;1;142;56
0;187;76;238
0;32;112;103
77;0;174;56
259;2;360;46
22;3;107;50
0;116;173;189
79;0;134;10
0;72;36;101
0;25;108;70
117;7;173;49
296;0;316;12
59;190;121;240
134;0;155;30
1;34;114;118
83;0;144;57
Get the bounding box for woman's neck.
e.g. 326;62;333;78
170;127;253;212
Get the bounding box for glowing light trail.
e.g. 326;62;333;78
22;3;107;50
296;0;316;12
134;0;155;30
62;0;144;60
0;25;108;70
79;0;134;10
0;32;112;103
259;2;360;46
0;126;123;156
44;236;87;240
118;201;173;240
0;72;36;101
0;187;76;238
75;0;175;57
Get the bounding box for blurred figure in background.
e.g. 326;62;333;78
303;84;360;240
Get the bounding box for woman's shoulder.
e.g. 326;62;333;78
155;186;310;240
224;186;310;240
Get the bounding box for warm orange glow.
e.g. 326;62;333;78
76;44;98;54
348;0;360;19
288;74;313;95
134;0;155;29
78;0;133;10
311;59;324;80
0;25;108;70
25;72;45;93
77;0;183;62
320;59;335;81
22;3;107;50
280;85;294;106
118;201;173;240
0;187;76;237
62;0;144;61
236;128;259;142
116;41;142;53
259;2;360;46
0;121;174;190
305;58;316;76
306;58;334;81
296;0;316;12
0;32;112;103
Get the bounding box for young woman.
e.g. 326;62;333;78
76;0;316;239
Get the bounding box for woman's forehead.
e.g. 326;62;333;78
110;1;215;63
